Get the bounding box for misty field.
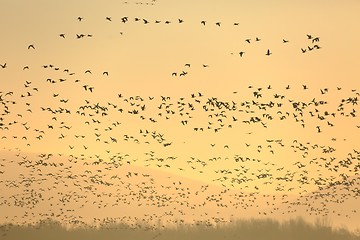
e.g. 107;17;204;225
0;217;359;240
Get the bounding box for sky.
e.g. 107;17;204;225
1;0;360;234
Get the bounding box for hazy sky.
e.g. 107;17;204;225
1;0;360;233
1;0;360;183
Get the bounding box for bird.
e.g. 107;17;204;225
316;126;321;133
76;34;85;39
27;44;35;50
312;37;320;43
0;63;6;68
265;49;272;56
121;16;128;23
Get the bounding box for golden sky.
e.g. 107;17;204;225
1;0;360;233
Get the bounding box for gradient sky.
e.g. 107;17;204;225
1;0;360;233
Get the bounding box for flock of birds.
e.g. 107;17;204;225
55;15;322;62
0;10;360;237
